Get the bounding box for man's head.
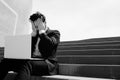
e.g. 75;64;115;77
29;12;46;32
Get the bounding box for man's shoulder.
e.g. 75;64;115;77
47;29;60;35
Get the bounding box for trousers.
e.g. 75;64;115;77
0;59;49;80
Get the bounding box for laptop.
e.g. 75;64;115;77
4;35;43;60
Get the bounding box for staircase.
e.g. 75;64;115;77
1;37;120;79
57;37;120;79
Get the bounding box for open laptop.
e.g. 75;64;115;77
4;35;43;60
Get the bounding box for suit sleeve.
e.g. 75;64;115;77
39;30;60;48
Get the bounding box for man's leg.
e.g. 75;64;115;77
30;60;49;76
11;60;49;80
0;59;10;80
14;60;32;80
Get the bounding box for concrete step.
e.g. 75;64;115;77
58;37;120;56
58;64;120;79
57;49;120;55
57;55;120;64
41;75;114;80
59;37;120;45
59;41;120;47
4;64;119;79
4;73;114;80
57;42;120;55
58;43;120;50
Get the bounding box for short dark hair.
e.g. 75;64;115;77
29;12;46;23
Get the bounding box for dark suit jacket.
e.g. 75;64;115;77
32;28;60;74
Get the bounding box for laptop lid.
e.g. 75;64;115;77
4;35;31;59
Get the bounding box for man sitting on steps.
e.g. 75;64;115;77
0;12;60;80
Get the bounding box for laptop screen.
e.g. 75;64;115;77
4;35;31;59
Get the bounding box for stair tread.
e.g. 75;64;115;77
59;63;120;66
43;75;114;80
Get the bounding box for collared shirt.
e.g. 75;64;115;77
32;37;42;57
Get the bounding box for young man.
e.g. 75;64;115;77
0;12;60;80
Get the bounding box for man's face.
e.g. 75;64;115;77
31;18;46;32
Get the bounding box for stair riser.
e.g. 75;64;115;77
57;56;120;64
57;50;120;55
58;44;120;50
59;64;120;79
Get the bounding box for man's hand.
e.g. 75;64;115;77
37;20;46;31
31;21;37;37
31;31;37;37
31;21;37;32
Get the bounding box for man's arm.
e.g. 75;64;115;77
39;30;60;47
